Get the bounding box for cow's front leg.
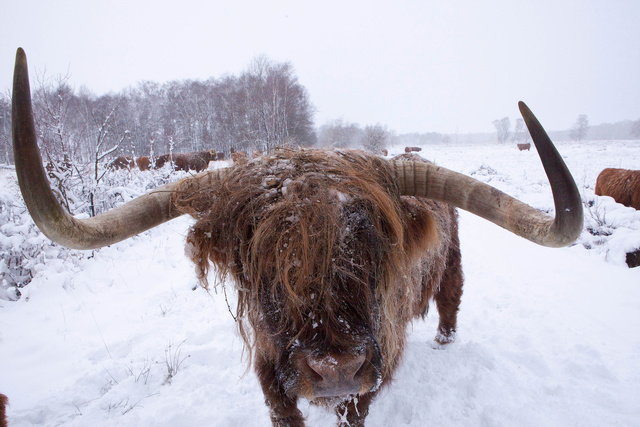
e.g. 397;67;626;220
256;354;306;427
335;392;376;427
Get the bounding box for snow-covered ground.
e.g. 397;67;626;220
1;139;639;426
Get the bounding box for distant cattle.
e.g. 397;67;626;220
404;146;422;153
381;149;388;156
136;156;154;171
595;168;640;210
517;143;531;151
156;150;217;172
108;156;135;170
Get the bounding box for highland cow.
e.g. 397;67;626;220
517;143;531;151
155;150;217;172
595;168;640;210
136;156;153;171
404;146;422;153
11;48;583;426
0;393;7;427
108;155;135;170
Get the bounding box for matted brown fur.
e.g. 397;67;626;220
173;148;463;425
136;156;153;171
595;168;640;210
0;393;7;427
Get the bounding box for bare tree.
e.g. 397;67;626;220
512;118;528;144
33;72;82;162
362;123;390;154
493;117;511;144
317;119;363;148
241;55;314;152
0;91;11;164
78;94;131;216
129;81;165;158
570;114;589;142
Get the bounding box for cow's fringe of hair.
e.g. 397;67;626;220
174;148;438;375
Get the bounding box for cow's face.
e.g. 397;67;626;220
179;150;441;402
247;201;391;401
255;275;385;401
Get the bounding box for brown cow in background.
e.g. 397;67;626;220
595;168;640;210
404;146;422;153
0;393;7;427
517;143;531;151
108;156;135;170
136;156;153;171
155;150;217;172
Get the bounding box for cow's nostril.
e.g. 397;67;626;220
307;353;366;384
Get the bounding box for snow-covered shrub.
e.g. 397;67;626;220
580;195;640;267
0;168;73;300
0;163;190;301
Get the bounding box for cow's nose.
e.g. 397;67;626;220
306;353;366;397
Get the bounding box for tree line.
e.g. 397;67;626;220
0;55;315;166
493;113;640;144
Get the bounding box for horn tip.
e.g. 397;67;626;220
14;48;28;76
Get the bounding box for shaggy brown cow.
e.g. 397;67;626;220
595;168;640;210
155;150;217;172
404;146;422;153
136;156;153;171
0;393;7;427
11;48;583;426
517;143;531;151
108;155;135;170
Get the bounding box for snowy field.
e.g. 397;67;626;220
1;139;640;426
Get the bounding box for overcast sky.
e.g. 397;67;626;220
2;0;639;134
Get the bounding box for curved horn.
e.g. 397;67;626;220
393;101;583;247
12;48;226;250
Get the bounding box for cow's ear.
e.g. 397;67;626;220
398;197;439;257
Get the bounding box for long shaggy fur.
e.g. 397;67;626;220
595;168;640;210
173;148;463;425
0;394;7;427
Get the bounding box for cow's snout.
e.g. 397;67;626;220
303;353;367;398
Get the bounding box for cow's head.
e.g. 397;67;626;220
176;149;441;400
11;48;583;406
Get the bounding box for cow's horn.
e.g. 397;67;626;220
12;48;226;250
393;101;583;247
